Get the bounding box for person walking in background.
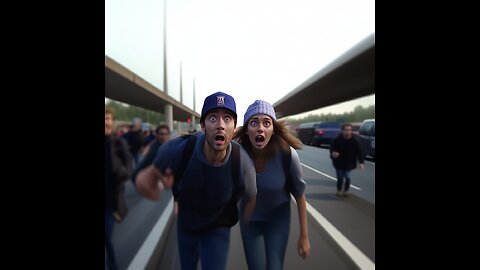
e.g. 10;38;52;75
132;124;171;182
233;100;311;270
122;117;145;166
131;124;179;214
144;127;156;146
330;123;365;197
105;108;133;270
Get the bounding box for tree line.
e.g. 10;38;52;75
286;105;375;124
105;99;164;124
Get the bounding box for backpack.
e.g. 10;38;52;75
281;146;293;194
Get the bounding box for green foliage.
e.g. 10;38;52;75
105;99;164;124
287;105;375;124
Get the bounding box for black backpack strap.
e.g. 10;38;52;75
231;142;240;199
172;134;198;200
282;146;292;194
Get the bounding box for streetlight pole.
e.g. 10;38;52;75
163;0;173;131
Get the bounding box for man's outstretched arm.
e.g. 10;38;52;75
136;165;174;201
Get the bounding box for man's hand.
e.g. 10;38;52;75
331;151;340;158
359;164;364;171
160;168;174;188
136;165;174;201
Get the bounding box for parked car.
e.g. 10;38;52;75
295;122;318;145
351;122;362;135
311;122;341;146
358;119;375;160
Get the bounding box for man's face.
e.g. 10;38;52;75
247;114;274;150
201;109;236;152
156;128;170;144
132;121;141;131
105;113;113;136
342;126;353;139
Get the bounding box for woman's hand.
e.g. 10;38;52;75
297;235;311;259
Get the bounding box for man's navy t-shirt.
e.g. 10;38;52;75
153;132;256;232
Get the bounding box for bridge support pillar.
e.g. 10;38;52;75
164;104;173;132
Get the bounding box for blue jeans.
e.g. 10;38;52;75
336;169;352;192
105;208;117;270
240;202;291;270
176;222;231;270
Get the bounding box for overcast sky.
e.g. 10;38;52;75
105;0;375;124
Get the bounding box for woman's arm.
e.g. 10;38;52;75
295;194;311;259
287;148;311;258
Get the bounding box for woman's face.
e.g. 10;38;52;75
247;114;274;150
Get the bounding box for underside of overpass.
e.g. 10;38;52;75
105;56;199;122
274;33;375;118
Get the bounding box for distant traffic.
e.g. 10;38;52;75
290;119;375;160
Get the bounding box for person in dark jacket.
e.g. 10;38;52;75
144;126;156;146
105;108;133;270
329;123;365;197
132;124;170;183
132;124;177;214
122;118;145;166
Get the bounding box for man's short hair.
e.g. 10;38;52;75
156;124;170;134
105;107;115;118
342;123;353;130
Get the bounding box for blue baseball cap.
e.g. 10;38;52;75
200;91;237;122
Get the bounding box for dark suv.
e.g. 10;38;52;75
358;119;375;160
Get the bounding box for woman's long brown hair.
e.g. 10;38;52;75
233;119;303;160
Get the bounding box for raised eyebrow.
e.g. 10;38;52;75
251;116;271;121
224;114;233;118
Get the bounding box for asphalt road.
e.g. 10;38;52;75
297;145;375;203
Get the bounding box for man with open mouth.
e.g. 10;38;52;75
135;91;257;270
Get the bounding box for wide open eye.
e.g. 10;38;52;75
209;115;217;122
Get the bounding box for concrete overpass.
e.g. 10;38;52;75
105;56;200;122
274;33;375;118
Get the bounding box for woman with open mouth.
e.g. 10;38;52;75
233;100;311;270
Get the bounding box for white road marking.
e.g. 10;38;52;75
127;198;174;270
293;196;375;270
301;163;362;190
